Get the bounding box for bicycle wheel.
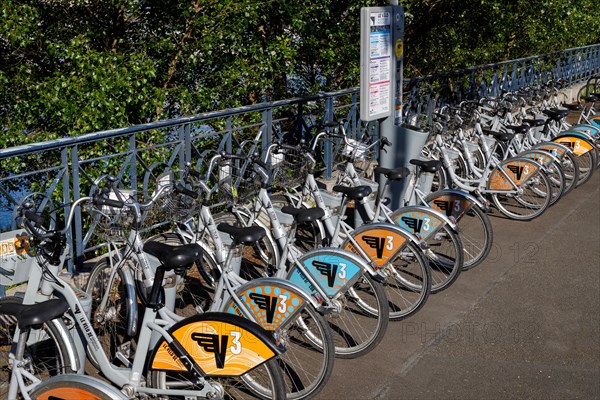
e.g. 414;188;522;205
85;258;134;366
383;241;431;321
559;150;580;194
425;224;463;293
0;296;76;398
30;374;127;399
276;306;334;400
150;357;286;400
457;204;494;270
545;161;566;206
491;170;552;220
327;273;389;358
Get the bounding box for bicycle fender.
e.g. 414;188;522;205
569;124;600;137
533;142;572;158
148;312;283;376
287;248;370;298
224;277;318;331
341;222;422;268
486;157;544;190
520;149;560;168
424;189;484;221
390;205;457;240
552;134;595;156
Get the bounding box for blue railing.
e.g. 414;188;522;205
1;44;599;272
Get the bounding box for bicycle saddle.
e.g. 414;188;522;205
409;159;442;173
505;124;530;134
483;129;514;142
332;185;372;200
143;241;203;270
374;166;411;181
216;223;266;244
0;298;69;330
561;102;582;111
542;108;569;120
280;205;325;223
522;118;545;127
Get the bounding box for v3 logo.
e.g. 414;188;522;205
192;333;229;368
432;199;462;217
313;260;346;287
362;235;395;258
249;293;278;324
507;164;528;180
400;216;430;233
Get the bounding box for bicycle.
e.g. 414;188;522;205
83;173;335;400
0;195;287;399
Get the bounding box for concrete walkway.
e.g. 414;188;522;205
317;173;600;399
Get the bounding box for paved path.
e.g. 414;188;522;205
317;173;600;399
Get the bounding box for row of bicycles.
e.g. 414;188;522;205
0;77;598;399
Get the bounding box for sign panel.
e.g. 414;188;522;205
360;7;393;121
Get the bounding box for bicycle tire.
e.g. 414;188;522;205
274;305;335;400
383;241;432;320
491;169;552;221
150;356;286;400
327;273;389;358
29;374;127;399
85;257;135;367
0;296;76;398
426;224;464;293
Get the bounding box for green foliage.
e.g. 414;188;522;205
0;0;598;146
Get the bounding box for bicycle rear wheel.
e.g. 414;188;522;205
492;170;552;221
327;273;389;358
0;296;76;398
426;224;463;293
383;241;431;320
150;357;286;400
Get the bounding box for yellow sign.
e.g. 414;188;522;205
395;39;403;59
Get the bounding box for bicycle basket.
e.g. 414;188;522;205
213;158;260;204
342;139;370;160
153;188;201;224
269;147;308;189
91;190;137;242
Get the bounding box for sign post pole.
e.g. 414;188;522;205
360;3;408;208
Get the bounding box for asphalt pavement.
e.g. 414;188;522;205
317;172;600;399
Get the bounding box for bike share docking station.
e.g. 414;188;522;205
360;2;429;209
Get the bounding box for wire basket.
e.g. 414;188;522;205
212;158;260;204
153;189;201;224
91;197;137;243
269;147;309;189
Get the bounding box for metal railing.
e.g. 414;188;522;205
1;44;598;274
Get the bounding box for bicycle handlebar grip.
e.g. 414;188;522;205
93;196;125;208
254;159;271;173
24;210;46;225
187;167;202;178
175;183;199;199
220;152;246;161
380;137;392;147
277;143;303;152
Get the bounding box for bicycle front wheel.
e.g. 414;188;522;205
0;296;76;398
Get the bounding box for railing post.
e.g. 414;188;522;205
262;108;273;157
70;145;83;271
